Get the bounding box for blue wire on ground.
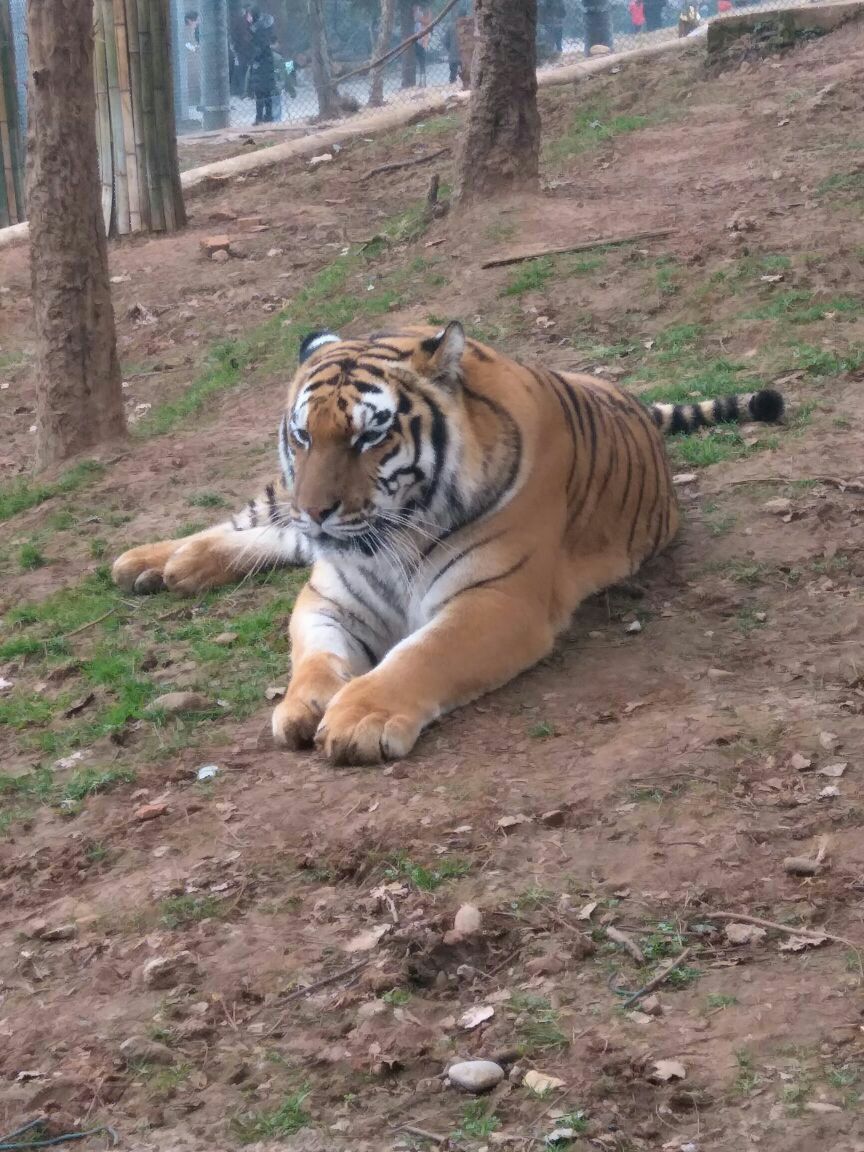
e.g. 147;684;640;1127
0;1119;118;1150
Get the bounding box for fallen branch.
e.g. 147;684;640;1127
359;147;449;181
707;911;860;951
331;0;461;88
621;946;694;1009
258;957;370;1037
606;925;646;965
63;609;117;639
398;1124;448;1144
481;228;674;270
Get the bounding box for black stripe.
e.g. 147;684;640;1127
544;372;579;495
266;483;278;524
421;394;449;509
331;569;388;638
248;500;258;528
313;614;377;666
309;584;387;646
436;554;530;611
669;406;689;435
425;531;506;595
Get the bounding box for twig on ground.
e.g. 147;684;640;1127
258;958;370;1037
707;911;861;951
397;1124;447;1144
62;609;116;639
606;925;646;965
359;147;448;181
480;228;674;269
621;946;695;1009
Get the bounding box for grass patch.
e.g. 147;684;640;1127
528;720;556;739
454;1101;501;1140
60;766;136;806
734;1050;760;1095
160;894;224;928
0;460;105;524
545;100;667;164
19;541;47;570
187;490;229;509
503;255;555;297
666;427;766;469
231;1091;311;1144
786;342;864;378
510;992;569;1054
384;854;470;892
706;993;738;1011
748;290;860;325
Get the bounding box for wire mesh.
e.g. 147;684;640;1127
0;0;819;170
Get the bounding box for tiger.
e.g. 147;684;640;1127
113;322;784;765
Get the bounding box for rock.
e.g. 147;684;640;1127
447;1059;505;1093
525;953;565;977
236;215;264;230
23;917;49;939
790;752;812;771
707;667;734;681
763;497;792;515
213;632;238;645
201;234;231;257
211;249;230;264
819;730;840;752
649;1059;686;1083
673;472;697;486
540;808;565;827
147;691;213;715
174;1017;213;1041
641;994;663;1016
356;999;388;1020
625;619;642;634
142;951;200;990
41;922;77;941
134;801;169;823
309;153;333;167
725;922;767;945
453;903;483;937
120;1036;175;1065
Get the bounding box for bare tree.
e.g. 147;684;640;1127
456;0;541;204
28;0;125;468
308;0;339;118
398;0;416;88
369;0;396;107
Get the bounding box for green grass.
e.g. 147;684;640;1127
382;987;412;1007
545;100;667;164
18;541;47;570
528;720;556;739
817;169;864;197
454;1101;501;1140
706;993;738;1011
0;460;106;524
667;427;766;469
510;992;569;1054
734;1050;760;1095
60;766;136;805
160;894;224;928
503;255;555;296
785;342;864;378
556;1110;589;1135
187;491;229;509
638;358;751;405
384;854;470;891
748;289;860;325
231;1091;311;1143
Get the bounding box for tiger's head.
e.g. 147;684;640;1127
278;322;466;549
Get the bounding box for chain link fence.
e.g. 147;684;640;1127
0;0;817;202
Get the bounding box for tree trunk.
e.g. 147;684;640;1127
93;0;186;237
369;0;395;107
456;0;540;204
200;0;231;129
0;0;24;226
308;0;339;118
27;0;125;469
398;0;415;88
582;0;613;54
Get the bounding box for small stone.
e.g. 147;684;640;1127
819;730;840;752
641;994;663;1016
134;801;169;823
213;632;238;645
211;249;230;264
147;691;213;715
790;752;812;772
540;808;565;827
120;1036;175;1065
625;620;642;634
707;667;734;681
142;951;200;990
673;472;697;486
525;953;565;976
453;903;483;937
588;630;603;639
309;153;333;166
763;497;792;515
174;1017;213;1041
23;918;49;939
447;1059;505;1093
357;999;388;1020
236;215;264;229
201;234;230;256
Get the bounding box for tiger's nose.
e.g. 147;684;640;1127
305;502;340;525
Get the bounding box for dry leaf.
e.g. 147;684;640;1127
779;934;828;952
343;924;389;953
725;922;767;946
819;785;840;799
458;1004;494;1030
649;1059;687;1083
819;731;840;752
524;1069;566;1095
497;813;531;831
790;752;812;771
576;900;598;921
819;762;847;778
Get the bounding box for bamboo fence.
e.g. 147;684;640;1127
0;0;23;228
93;0;185;236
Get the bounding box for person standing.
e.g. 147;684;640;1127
248;11;276;124
184;10;201;111
629;0;646;31
443;15;461;83
643;0;665;30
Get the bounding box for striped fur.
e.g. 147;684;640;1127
113;323;785;765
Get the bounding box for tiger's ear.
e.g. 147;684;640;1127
299;330;341;363
420;321;465;387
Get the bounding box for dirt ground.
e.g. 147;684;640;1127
3;23;864;1152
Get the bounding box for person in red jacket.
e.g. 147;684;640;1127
629;0;646;31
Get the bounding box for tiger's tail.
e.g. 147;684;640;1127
649;388;785;435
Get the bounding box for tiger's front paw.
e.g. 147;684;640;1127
272;693;324;750
112;541;183;594
316;681;422;766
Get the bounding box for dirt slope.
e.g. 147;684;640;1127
2;24;864;1152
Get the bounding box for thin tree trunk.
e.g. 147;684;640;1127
399;0;415;88
27;0;126;469
456;0;540;204
308;0;338;119
369;0;395;107
0;0;23;226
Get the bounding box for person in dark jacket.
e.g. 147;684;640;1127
248;12;275;124
643;0;665;29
